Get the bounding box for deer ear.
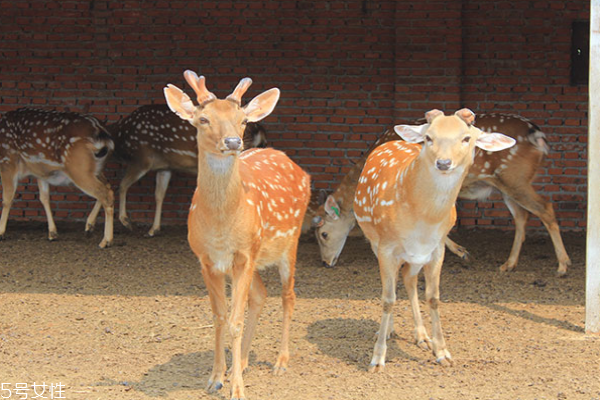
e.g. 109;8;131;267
475;130;516;152
324;195;341;220
244;88;280;122
164;84;196;121
394;124;429;143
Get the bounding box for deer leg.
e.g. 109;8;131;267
0;165;18;240
85;201;102;234
274;252;297;375
369;248;401;373
402;262;431;351
67;166;114;248
541;202;572;276
238;271;267;373
229;253;254;400
118;162;151;230
147;170;172;237
500;183;571;275
37;179;58;240
444;236;471;261
201;262;227;394
499;195;529;272
423;243;453;366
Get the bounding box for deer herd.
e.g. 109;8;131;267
0;70;572;399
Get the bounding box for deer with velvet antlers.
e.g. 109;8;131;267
355;109;515;371
163;71;310;400
0;108;114;248
108;104;267;237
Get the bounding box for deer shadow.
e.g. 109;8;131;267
305;317;421;371
92;351;211;398
484;303;584;333
92;349;272;398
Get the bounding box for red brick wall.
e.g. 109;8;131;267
458;0;588;230
0;0;589;232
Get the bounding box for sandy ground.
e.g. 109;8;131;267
0;221;597;400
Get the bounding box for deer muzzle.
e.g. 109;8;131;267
435;158;452;171
224;137;242;151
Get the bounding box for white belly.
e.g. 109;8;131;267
44;171;72;186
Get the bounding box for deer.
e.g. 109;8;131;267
163;70;310;400
0;108;114;248
107;104;268;237
355;109;515;371
312;113;572;276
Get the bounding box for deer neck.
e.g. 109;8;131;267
401;155;468;221
195;151;244;214
337;157;368;216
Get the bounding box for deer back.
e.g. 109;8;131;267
462;113;548;197
355;140;425;226
0;108;113;180
110;104;198;172
241;148;311;239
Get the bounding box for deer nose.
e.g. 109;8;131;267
436;159;452;171
224;137;242;151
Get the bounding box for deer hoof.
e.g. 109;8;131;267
48;231;58;241
556;269;568;278
499;262;515;273
435;352;454;366
368;363;385;373
120;216;134;231
416;339;431;351
207;380;223;393
460;250;472;262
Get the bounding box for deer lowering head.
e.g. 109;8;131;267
355;109;514;372
163;71;310;400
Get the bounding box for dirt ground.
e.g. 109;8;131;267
0;221;598;400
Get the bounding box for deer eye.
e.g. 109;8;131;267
425;135;433;144
199;117;210;125
321;232;328;239
462;136;471;144
241;119;248;126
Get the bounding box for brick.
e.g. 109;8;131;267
0;0;588;232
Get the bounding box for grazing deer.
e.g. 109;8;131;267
108;104;267;237
0;108;114;248
163;71;310;400
312;113;571;275
355;109;515;371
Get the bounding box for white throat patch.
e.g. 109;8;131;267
206;153;235;175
